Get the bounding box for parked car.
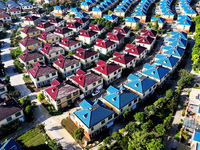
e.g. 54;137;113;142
92;90;100;96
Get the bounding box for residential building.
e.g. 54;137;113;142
170;31;187;40
28;62;58;88
125;17;140;29
113;26;130;37
81;2;93;11
104;14;118;22
0;13;12;23
59;37;82;53
161;46;185;59
0;79;7;98
151;17;166;29
43;79;80;110
9;3;21;9
66;22;83;36
135;36;155;52
32;9;46;18
54;6;67;17
53;55;80;78
6;0;16;7
93;60;122;85
75;12;90;18
40;43;65;63
103;85;139;115
92;7;104;18
24;15;40;25
74;17;90;28
140;29;157;39
94;39;117;56
71;70;103;97
38;32;60;44
0;139;22;150
19;37;42;51
19;50;45;70
190;129;200;150
54;27;74;38
21;26;41;38
107;32;125;48
48;17;65;27
168;38;187;49
110;52;136;68
22;2;33;11
0;99;24;126
7;7;21;17
176;18;191;33
71;99;115;139
124;72;157;100
73;48;99;69
36;21;55;33
79;29;98;45
70;8;83;15
89;24;106;35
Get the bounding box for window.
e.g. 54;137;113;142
49;54;51;57
56;52;59;55
149;88;152;92
95;55;98;58
91;127;94;131
134;99;137;103
34;59;37;62
38;43;41;46
76;63;79;67
108;75;110;79
6;116;12;122
85;87;88;91
60;50;63;53
78;43;81;46
67;94;71;99
73;91;79;96
52;72;56;76
108;115;112;120
52;39;54;42
120;108;123;112
0;88;5;92
143;93;145;96
98;80;101;84
33;44;36;47
101;120;105;125
15;111;21;117
46;74;49;78
114;71;116;75
57;100;61;104
71;65;74;69
56;37;58;40
128;103;132;107
93;82;96;87
64;68;66;72
118;69;121;72
74;45;77;48
85;60;87;63
37;78;39;81
91;56;94;60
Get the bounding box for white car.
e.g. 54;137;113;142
92;90;100;96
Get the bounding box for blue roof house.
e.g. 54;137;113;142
170;31;187;40
22;2;33;10
103;85;139;115
125;17;140;29
0;4;8;9
151;17;166;29
81;2;92;11
141;63;170;85
92;6;104;17
72;99;115;139
70;8;83;14
0;139;22;150
6;0;15;7
177;18;191;33
10;3;21;8
168;38;187;49
17;0;27;5
124;72;157;99
191;130;200;150
162;46;185;59
75;12;89;18
104;14;118;22
114;7;126;17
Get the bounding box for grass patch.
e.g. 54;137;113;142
23;75;31;83
194;69;199;73
10;47;23;59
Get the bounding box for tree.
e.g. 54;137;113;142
5;75;10;83
134;112;147;123
37;93;45;101
112;132;122;141
125;122;138;134
36;123;45;133
141;120;153;132
155;124;166;136
163;113;172;130
98;145;108;150
165;89;174;100
154;97;166;108
144;105;157;116
25;105;32;115
74;128;84;142
103;137;111;145
20;96;31;108
67;51;73;56
146;138;164;150
154;20;158;31
195;15;200;25
135;24;140;31
48;139;63;150
108;10;112;15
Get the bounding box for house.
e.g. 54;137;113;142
44;79;80;110
102;85;139;115
170;31;187;40
176;18;191;33
0;13;12;23
124;72;157;100
81;2;93;11
6;0;16;7
110;52;136;68
94;39;117;56
135;36;155;52
54;27;74;38
74;17;90;28
93;60;122;85
19;50;45;70
66;22;83;36
38;32;60;44
114;7;126;18
141;63;170;86
28;62;58;88
73;48;99;69
107;32;125;48
140;29;157;39
24;15;40;25
92;7;104;18
0;9;6;14
71;70;103;97
59;37;82;53
113;26;130;37
0;4;7;10
48;17;65;27
79;29;98;45
104;14;118;22
54;6;67;17
22;2;33;11
32;9;46;18
19;37;42;51
162;46;185;59
36;21;55;33
9;3;21;9
0;99;24;126
0;139;22;150
21;26;41;38
71;99;115;139
125;17;140;29
151;17;166;29
7;7;21;17
124;44;147;61
53;55;80;78
89;24;106;35
40;43;65;63
168;38;187;49
75;12;90;18
18;0;28;6
70;8;83;15
0;79;8;98
190;129;200;150
153;54;180;72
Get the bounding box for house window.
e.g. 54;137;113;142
74;45;77;48
149;88;152;92
114;71;116;75
33;44;36;47
52;72;56;76
52;39;54;42
108;75;110;79
134;99;137;103
67;94;71;99
46;74;49;78
38;43;41;46
57;100;61;104
118;69;121;72
37;78;39;81
85;87;88;91
34;59;37;62
91;127;94;131
95;55;98;58
98;80;101;84
71;65;74;69
60;50;63;53
56;52;58;55
78;43;81;46
128;103;132;107
39;57;43;60
56;37;58;40
0;88;5;92
120;108;123;112
73;91;79;96
108;115;112;120
64;68;66;72
6;116;12;122
76;63;79;67
101;120;105;125
49;54;51;57
15;111;21;117
91;56;94;60
93;82;96;87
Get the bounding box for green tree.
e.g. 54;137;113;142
144;105;157;116
155;124;166;136
141;120;153;132
112;132;122;141
165;89;174;100
134;112;147;123
67;51;73;56
20;96;31;108
5;75;10;83
48;139;63;150
108;10;112;15
146;138;164;150
195;15;200;25
74;128;84;142
98;145;108;150
154;97;166;108
125;122;138;133
163;113;172;130
154;20;158;31
103;136;111;145
135;24;140;31
25;105;32;115
37;93;45;101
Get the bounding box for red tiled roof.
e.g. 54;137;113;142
50;78;61;86
94;62;122;75
72;70;102;87
20;37;41;47
111;53;136;65
37;22;54;29
136;36;154;45
89;24;105;32
96;60;106;66
0;9;6;13
74;17;89;24
38;32;59;41
0;13;11;18
79;29;98;38
19;50;43;62
60;37;81;47
113;26;130;35
32;9;45;15
41;43;64;55
107;32;125;42
8;7;20;12
67;22;82;29
76;69;86;75
21;26;39;34
125;44;147;55
74;48;98;59
141;29;157;38
135;35;143;40
24;15;39;21
45;80;79;101
53;56;80;69
49;17;63;23
57;54;64;60
54;27;72;35
95;39;116;49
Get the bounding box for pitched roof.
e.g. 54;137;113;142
41;43;64;55
155;54;179;68
24;15;39;21
74;17;89;24
163;46;185;58
53;56;80;69
0;13;11;18
125;16;140;23
193;129;200;142
72;70;102;87
32;9;45;15
74;99;113;128
48;17;63;23
8;7;20;12
140;29;157;38
21;26;39;34
19;50;43;62
136;36;154;45
125;44;147;55
94;61;122;75
79;29;98;37
107;32;125;42
74;48;98;59
113;26;130;35
103;86;139;109
60;37;81;47
45;80;79;101
67;22;82;29
95;39;116;49
37;22;54;29
54;27;72;35
38;32;59;41
0;9;6;13
20;37;41;47
50;78;60;86
111;52;136;65
0;139;22;150
89;24;105;32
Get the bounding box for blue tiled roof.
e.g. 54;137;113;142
18;0;27;3
151;17;165;23
103;86;139;109
74;99;113;128
177;19;191;25
155;54;179;68
194;130;200;142
70;8;82;13
125;73;157;93
107;86;119;94
0;5;7;9
54;6;66;10
0;139;22;150
75;12;89;17
104;14;118;21
163;46;185;58
142;63;170;80
126;17;140;23
114;7;126;13
22;2;32;6
6;0;15;5
178;15;191;21
198;106;200;114
10;3;21;8
171;31;187;40
169;38;187;48
81;2;92;6
92;6;104;11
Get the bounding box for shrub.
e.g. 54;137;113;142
182;110;185;116
98;145;108;150
175;132;180;141
5;75;10;83
74;128;84;142
103;136;111;145
37;93;45;101
178;122;183;130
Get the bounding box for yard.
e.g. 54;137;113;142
16;128;50;150
10;47;23;59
